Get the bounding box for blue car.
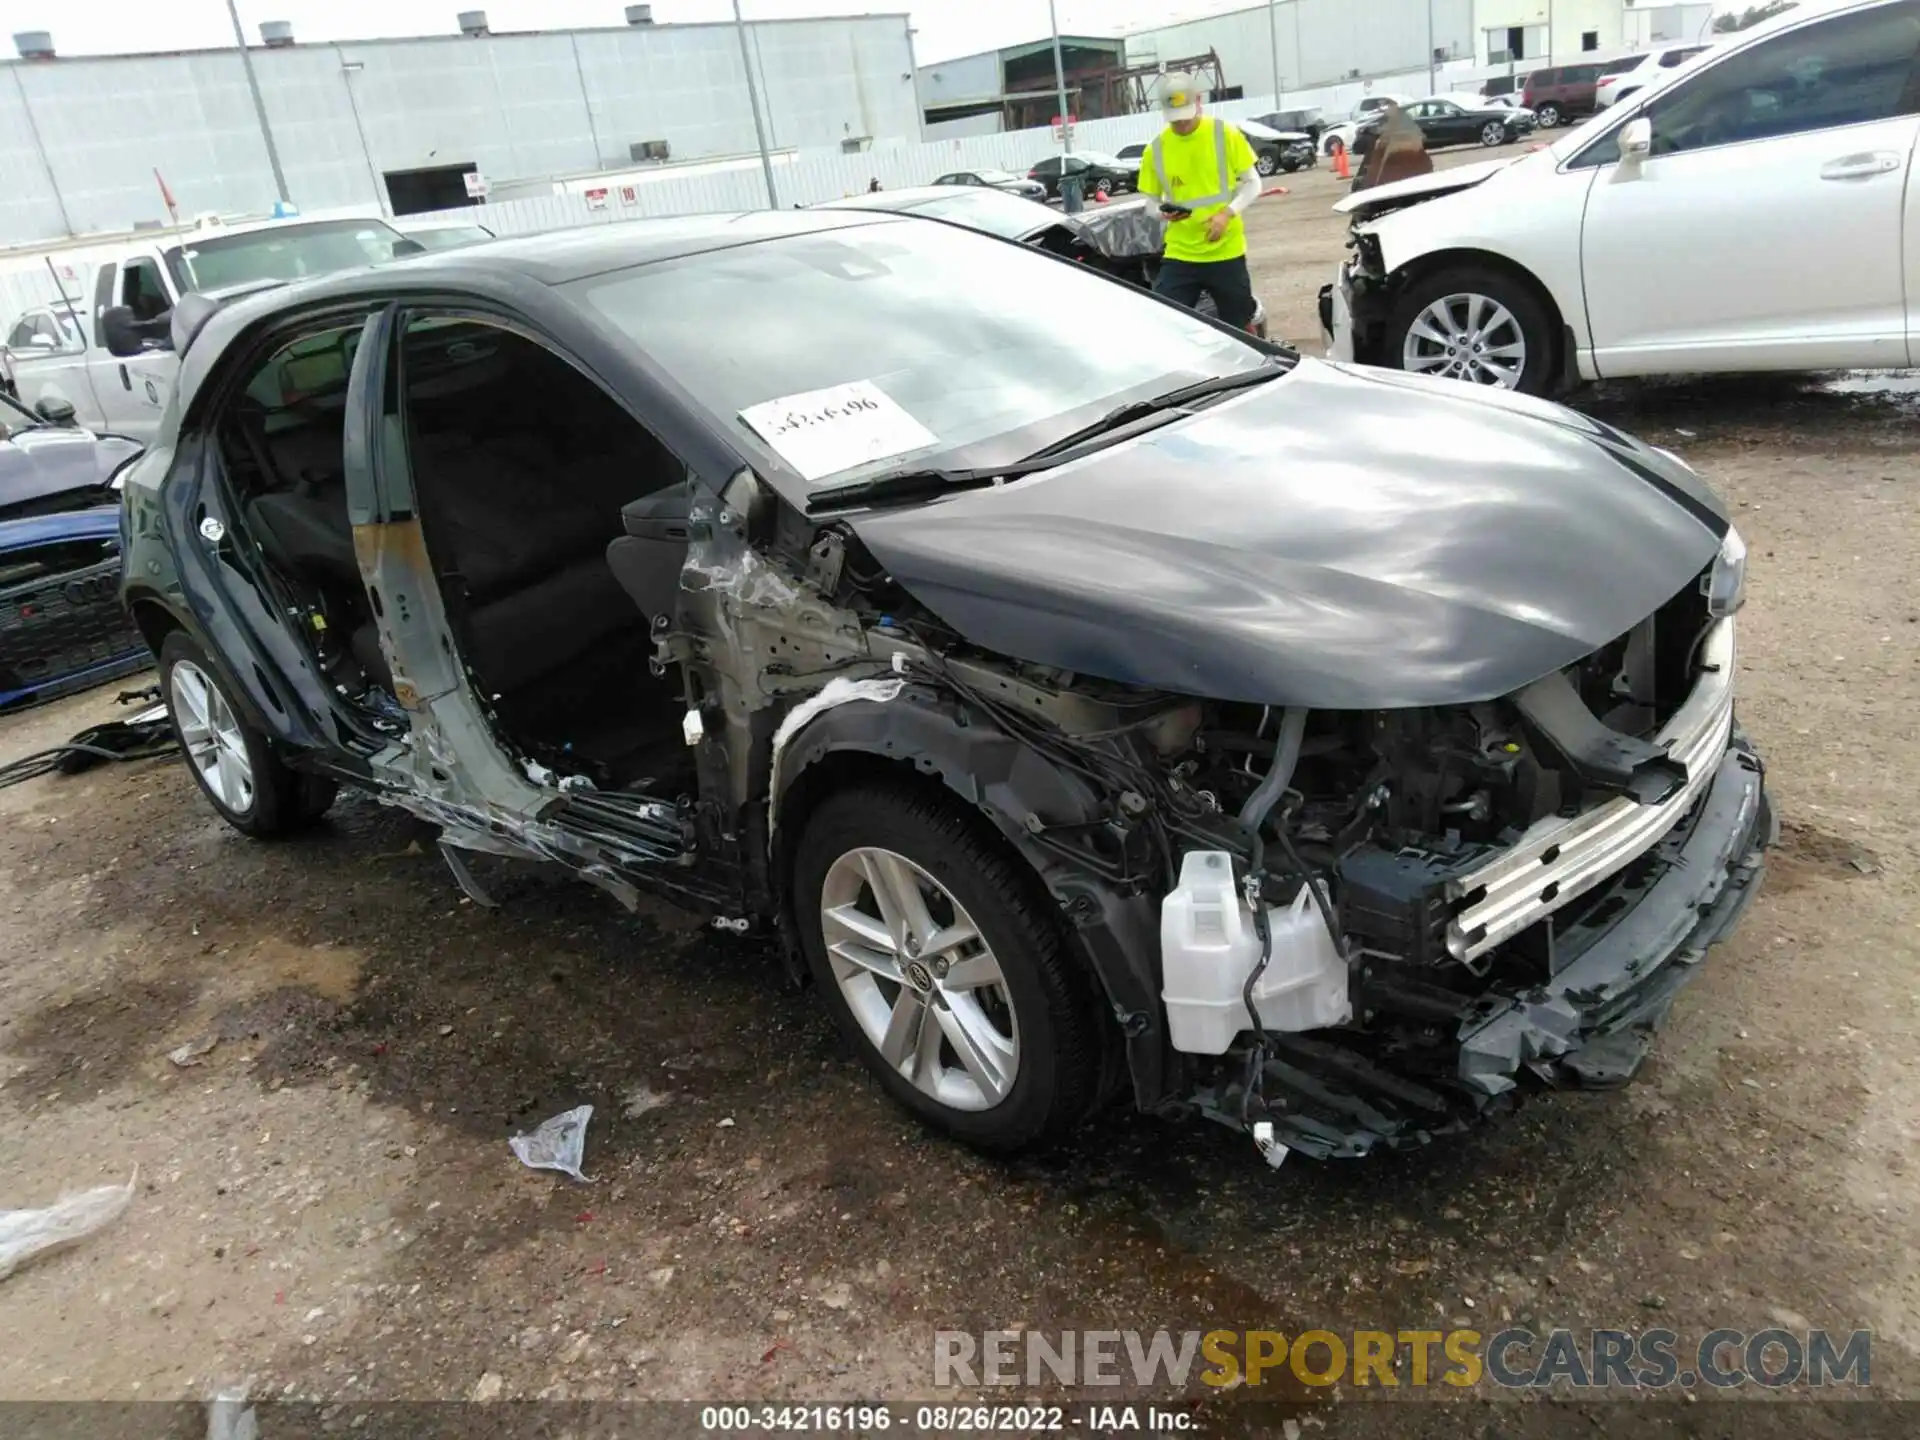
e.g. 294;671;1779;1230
0;390;147;710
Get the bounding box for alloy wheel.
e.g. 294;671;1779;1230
1402;292;1527;388
1256;151;1277;176
170;659;256;814
1482;122;1508;146
819;847;1019;1112
1539;103;1563;127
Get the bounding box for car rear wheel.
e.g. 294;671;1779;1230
793;784;1105;1152
1536;102;1564;127
1388;267;1554;395
1481;121;1509;146
160;631;336;838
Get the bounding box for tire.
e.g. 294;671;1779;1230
159;630;336;838
1387;265;1556;396
1481;121;1508;147
1255;150;1278;176
1537;102;1563;128
793;784;1106;1152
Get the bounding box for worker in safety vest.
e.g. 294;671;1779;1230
1135;72;1265;331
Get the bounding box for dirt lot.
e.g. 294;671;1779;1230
1;145;1916;1433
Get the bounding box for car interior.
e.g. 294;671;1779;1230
216;319;697;792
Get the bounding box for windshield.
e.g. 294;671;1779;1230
899;190;1060;238
164;219;410;292
575;218;1261;492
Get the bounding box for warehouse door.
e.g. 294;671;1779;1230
384;165;479;217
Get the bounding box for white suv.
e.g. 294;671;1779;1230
1322;0;1920;395
1596;42;1714;108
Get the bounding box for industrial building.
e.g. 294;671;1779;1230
0;7;916;245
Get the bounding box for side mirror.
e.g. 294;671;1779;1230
100;305;171;358
1618;116;1653;165
35;395;76;426
24;333;56;350
389;237;427;258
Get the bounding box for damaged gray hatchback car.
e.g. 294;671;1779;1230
118;211;1772;1161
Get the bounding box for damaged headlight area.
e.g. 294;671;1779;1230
1704;527;1747;618
818;556;1771;1164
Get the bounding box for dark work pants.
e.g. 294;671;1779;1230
1154;254;1259;331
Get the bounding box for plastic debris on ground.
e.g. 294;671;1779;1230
0;1169;137;1282
168;1034;219;1067
509;1105;594;1182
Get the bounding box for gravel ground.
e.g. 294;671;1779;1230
1;146;1916;1434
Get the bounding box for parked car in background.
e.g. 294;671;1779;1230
1522;59;1640;126
1596;43;1713;108
119;210;1769;1161
398;221;497;251
1250;106;1326;143
2;304;88;402
1;388;145;709
1353;95;1535;155
1321;93;1415;155
931;168;1048;201
1239;118;1318;173
1027;152;1136;198
1474;94;1538;122
1323;0;1920;396
4;218;423;445
1116;142;1147;167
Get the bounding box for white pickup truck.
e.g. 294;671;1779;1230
2;217;421;446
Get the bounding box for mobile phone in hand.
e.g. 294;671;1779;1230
1159;204;1192;220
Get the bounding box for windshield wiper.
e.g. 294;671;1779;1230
1017;361;1288;463
805;362;1287;514
806;461;1054;514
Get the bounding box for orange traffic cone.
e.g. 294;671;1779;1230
1331;142;1351;181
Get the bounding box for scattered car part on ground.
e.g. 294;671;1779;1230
119;210;1769;1162
1323;0;1920;395
0;389;146;710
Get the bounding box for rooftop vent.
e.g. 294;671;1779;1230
13;31;54;60
625;5;655;24
260;20;295;47
457;10;489;37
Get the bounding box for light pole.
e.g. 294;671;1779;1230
732;0;778;209
225;0;290;205
1426;0;1436;95
1048;0;1070;151
1267;0;1281;104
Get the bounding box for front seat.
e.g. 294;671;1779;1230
605;483;693;628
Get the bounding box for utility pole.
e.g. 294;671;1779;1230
1267;0;1281;104
1426;0;1436;95
1048;0;1070;152
732;0;779;208
225;0;290;205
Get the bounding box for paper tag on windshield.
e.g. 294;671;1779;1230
738;381;937;482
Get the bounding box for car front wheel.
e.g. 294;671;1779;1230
1481;121;1509;146
1255;150;1278;176
160;630;336;838
1537;102;1563;127
1388;267;1554;395
793;784;1105;1152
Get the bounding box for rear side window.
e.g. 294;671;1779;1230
1661;46;1709;68
1570;64;1601;83
1600;56;1641;76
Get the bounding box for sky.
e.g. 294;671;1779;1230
6;0;1261;66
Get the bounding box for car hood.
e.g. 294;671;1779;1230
0;426;142;520
849;358;1728;710
1335;155;1522;218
